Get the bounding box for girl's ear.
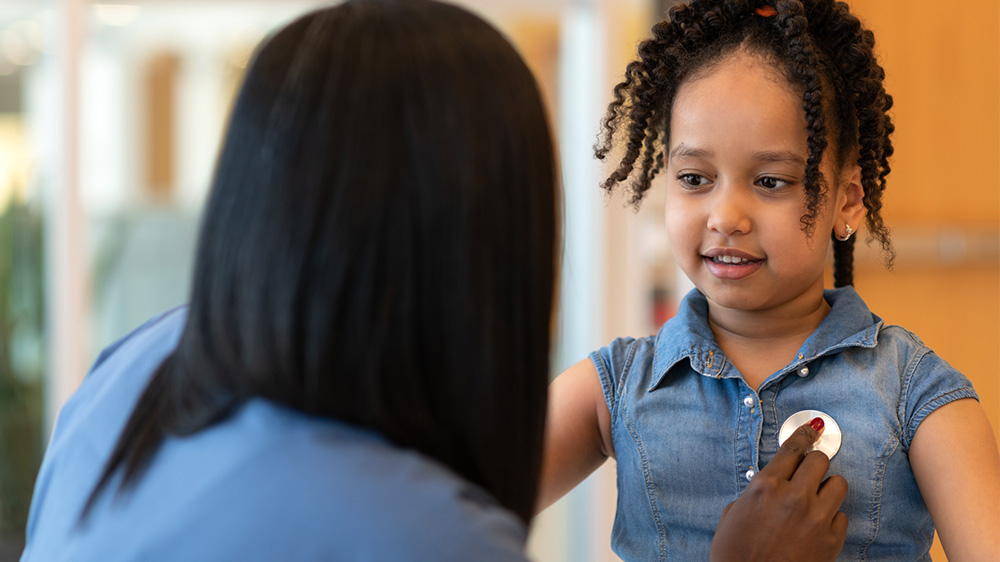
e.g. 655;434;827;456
835;164;865;235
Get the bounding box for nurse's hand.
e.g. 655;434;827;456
710;419;848;562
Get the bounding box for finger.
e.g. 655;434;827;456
763;420;824;480
718;501;733;521
789;449;832;489
832;510;848;543
817;474;848;512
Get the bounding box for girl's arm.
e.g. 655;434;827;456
910;397;1000;561
535;358;614;513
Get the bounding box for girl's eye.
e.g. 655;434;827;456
678;174;708;188
756;176;790;190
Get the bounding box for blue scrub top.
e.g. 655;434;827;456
23;307;530;562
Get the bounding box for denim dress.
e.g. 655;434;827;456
592;287;977;561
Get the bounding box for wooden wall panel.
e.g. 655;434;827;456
838;2;999;559
144;52;180;201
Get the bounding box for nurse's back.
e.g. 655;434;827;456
24;309;528;562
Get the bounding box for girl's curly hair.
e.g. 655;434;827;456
596;0;894;287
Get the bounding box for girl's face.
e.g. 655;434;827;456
664;52;863;315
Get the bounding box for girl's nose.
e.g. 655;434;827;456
705;184;752;236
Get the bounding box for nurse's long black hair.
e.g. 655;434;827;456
84;0;557;524
596;0;895;286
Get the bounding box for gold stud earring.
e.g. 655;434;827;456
836;223;854;242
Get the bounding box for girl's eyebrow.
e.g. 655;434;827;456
753;151;806;166
668;143;711;160
668;144;806;168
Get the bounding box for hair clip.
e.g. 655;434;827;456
755;6;777;17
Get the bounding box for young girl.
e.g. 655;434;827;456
540;1;1000;560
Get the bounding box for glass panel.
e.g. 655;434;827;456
80;1;323;356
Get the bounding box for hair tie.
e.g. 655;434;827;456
755;6;777;17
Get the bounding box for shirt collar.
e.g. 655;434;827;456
649;287;883;391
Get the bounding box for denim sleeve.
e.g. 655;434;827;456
590;337;639;418
900;345;979;447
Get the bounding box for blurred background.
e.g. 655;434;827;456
0;0;995;560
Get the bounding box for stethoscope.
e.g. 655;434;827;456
777;410;842;459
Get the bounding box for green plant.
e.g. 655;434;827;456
0;195;44;537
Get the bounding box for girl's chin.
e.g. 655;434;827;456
702;291;771;312
697;279;828;315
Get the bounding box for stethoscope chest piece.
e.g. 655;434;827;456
777;409;842;459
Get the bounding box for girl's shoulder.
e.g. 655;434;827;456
857;323;978;445
874;323;930;351
846;319;969;392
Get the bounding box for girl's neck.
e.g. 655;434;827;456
705;290;831;390
707;292;830;342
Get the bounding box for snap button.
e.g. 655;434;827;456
798;366;809;377
745;468;755;481
743;395;755;408
777;410;842;459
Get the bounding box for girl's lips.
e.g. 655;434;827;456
702;252;765;280
703;248;763;261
